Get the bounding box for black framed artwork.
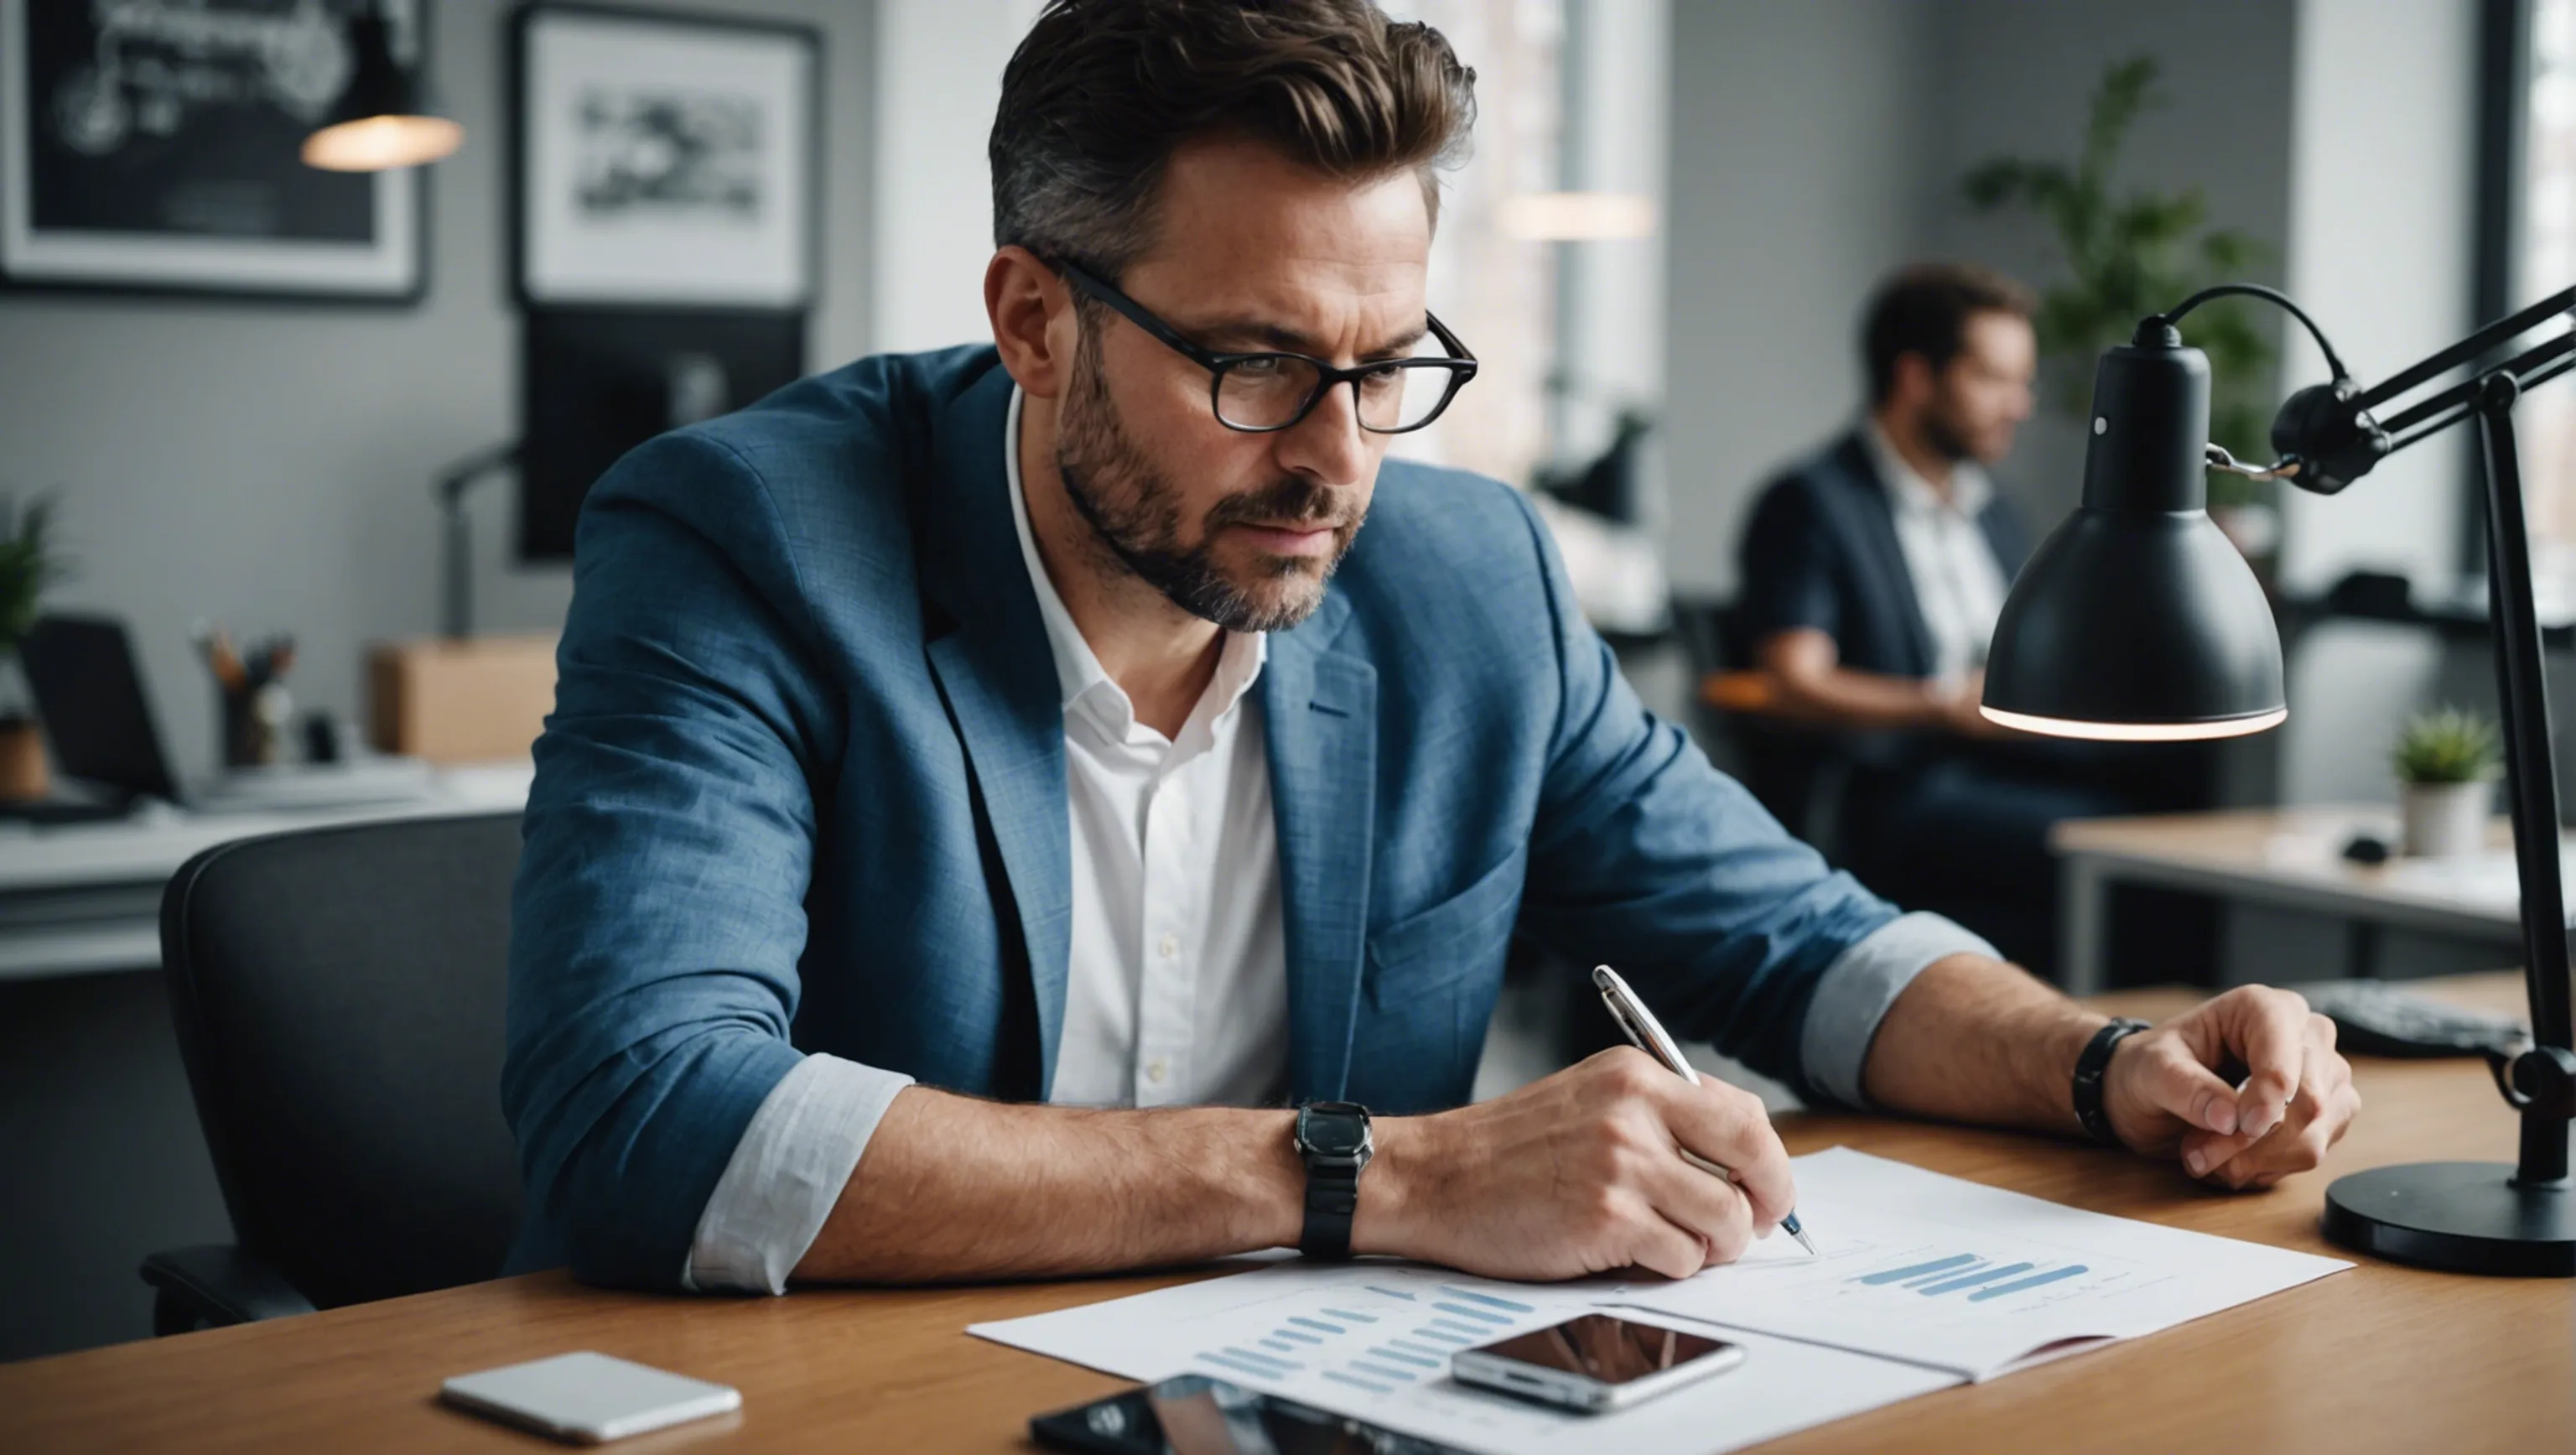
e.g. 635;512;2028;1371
512;3;821;309
0;0;428;302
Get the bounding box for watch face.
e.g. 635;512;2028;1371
1299;1103;1370;1157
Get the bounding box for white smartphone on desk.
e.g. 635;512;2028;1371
439;1351;740;1444
1450;1314;1744;1413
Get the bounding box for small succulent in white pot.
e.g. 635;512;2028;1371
2392;707;2501;859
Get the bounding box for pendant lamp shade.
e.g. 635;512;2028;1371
1979;332;2288;741
302;7;462;173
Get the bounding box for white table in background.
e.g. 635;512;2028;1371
2048;805;2553;995
0;763;533;983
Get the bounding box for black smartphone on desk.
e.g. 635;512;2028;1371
1031;1374;1466;1454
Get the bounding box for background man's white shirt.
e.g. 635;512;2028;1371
1863;422;2012;683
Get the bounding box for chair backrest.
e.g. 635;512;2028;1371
1667;594;1849;846
159;812;524;1310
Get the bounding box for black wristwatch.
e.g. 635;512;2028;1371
1291;1101;1374;1260
2073;1018;2153;1147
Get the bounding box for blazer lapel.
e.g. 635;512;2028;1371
1262;593;1378;1102
920;367;1076;1098
1833;433;1940;678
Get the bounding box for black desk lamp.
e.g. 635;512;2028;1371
434;443;520;642
1983;283;2575;1276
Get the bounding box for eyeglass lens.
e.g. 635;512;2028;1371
1213;355;1459;433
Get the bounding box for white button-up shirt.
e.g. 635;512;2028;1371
1862;422;2012;683
1005;391;1291;1110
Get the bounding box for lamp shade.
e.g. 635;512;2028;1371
1980;332;2288;741
301;7;462;173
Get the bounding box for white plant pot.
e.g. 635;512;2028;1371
2399;779;2494;859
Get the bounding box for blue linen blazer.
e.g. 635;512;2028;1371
502;346;1908;1290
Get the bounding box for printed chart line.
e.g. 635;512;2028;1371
1850;1253;2097;1302
1971;1265;2089;1301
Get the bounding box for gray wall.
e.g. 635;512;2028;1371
0;0;878;785
0;0;875;1363
1663;0;1938;595
1661;0;2303;598
1916;0;2300;528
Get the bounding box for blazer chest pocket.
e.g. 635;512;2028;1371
1363;847;1529;1007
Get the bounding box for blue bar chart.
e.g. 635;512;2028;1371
1189;1276;1545;1396
1851;1254;2093;1303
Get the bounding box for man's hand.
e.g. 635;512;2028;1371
1355;1047;1794;1281
2100;985;2361;1189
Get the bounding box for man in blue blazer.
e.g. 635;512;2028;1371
504;0;2357;1296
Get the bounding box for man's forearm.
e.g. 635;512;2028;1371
1859;953;2108;1134
1770;663;1948;731
791;1087;1311;1282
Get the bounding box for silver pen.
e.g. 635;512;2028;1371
1592;964;1816;1255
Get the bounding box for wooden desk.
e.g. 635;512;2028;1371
1700;669;1783;714
2049;807;2547;995
1;976;2563;1453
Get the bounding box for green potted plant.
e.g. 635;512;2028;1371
2392;706;2501;859
0;497;67;801
1959;55;2281;565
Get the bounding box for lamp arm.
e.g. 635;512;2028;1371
2167;283;2576;495
432;441;519;642
2376;328;2576;455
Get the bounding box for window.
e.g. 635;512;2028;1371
2514;0;2576;586
1379;0;1566;491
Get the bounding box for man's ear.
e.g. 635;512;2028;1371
987;246;1076;399
1888;351;1938;411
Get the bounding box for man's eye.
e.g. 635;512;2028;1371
1358;366;1405;392
1232;357;1289;378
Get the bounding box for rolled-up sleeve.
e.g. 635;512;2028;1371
503;430;859;1291
684;1056;917;1294
1798;911;1998;1109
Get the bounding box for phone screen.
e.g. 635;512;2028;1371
1030;1374;1466;1455
1470;1314;1736;1387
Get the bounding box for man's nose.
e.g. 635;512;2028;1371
1275;381;1372;486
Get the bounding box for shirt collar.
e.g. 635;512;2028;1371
1004;386;1267;734
1863;418;1992;518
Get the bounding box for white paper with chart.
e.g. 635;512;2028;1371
1616;1146;2350;1380
972;1147;2349;1452
971;1258;1959;1455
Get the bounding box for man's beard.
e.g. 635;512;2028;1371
1055;331;1363;633
1919;399;1979;465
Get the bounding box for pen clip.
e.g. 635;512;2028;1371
1599;987;1649;1053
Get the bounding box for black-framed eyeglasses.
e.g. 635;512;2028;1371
1052;258;1478;435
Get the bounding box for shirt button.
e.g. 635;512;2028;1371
1146;1057;1169;1084
1157;933;1180;959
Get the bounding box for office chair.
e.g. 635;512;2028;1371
143;813;525;1333
1670;594;1852;854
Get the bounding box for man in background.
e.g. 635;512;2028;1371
1735;263;2204;971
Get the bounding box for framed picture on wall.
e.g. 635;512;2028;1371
512;3;821;309
0;0;427;302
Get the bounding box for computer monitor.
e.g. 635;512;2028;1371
517;309;808;559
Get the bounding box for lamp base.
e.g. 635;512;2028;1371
2321;1161;2573;1276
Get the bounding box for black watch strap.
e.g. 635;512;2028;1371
1301;1165;1360;1260
1293;1103;1371;1260
2073;1018;2152;1147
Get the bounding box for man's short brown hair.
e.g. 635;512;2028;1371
1862;262;2037;405
989;0;1477;278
